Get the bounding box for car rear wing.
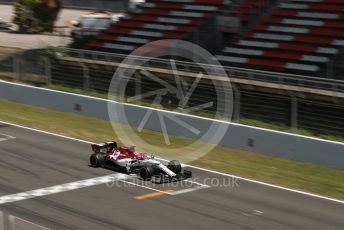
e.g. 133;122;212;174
91;141;117;153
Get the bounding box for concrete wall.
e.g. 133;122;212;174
0;0;129;12
1;80;344;169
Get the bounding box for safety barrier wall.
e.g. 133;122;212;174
1;80;343;169
0;210;50;230
0;0;129;12
0;211;3;230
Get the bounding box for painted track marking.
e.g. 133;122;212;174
134;189;175;200
0;133;15;142
119;177;210;196
0;174;129;205
0;174;209;205
170;185;209;196
242;210;264;217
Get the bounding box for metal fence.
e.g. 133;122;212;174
1;48;344;138
61;48;344;93
0;50;49;85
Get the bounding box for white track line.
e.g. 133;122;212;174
169;179;210;195
183;165;344;204
0;133;15;142
170;185;209;196
0;173;128;205
0;120;344;205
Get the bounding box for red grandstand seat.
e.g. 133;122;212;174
234;40;338;54
241;1;266;7
216;55;320;72
253;24;344;38
243;32;344;46
262;17;344;29
222;47;329;63
271;10;344;20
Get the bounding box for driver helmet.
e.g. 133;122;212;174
128;146;136;153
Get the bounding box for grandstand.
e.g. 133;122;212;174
218;0;344;78
84;0;344;79
88;0;227;54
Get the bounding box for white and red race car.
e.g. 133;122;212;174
89;141;192;183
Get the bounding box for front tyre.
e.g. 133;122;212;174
90;153;104;167
140;166;155;180
167;160;182;174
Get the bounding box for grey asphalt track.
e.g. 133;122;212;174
0;123;343;230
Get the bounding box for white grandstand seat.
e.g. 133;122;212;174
216;55;320;72
106;28;185;39
222;47;329;63
243;32;344;46
272;10;344;20
262;17;344;29
234;40;338;54
253;25;344;37
279;2;344;11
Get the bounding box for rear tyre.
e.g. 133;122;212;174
140;166;155;180
90;153;104;167
167;160;182;174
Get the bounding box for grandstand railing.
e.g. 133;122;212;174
58;47;344;93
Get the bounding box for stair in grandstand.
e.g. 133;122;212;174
216;0;344;79
231;0;270;28
88;0;228;54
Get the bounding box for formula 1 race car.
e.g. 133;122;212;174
89;141;192;183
